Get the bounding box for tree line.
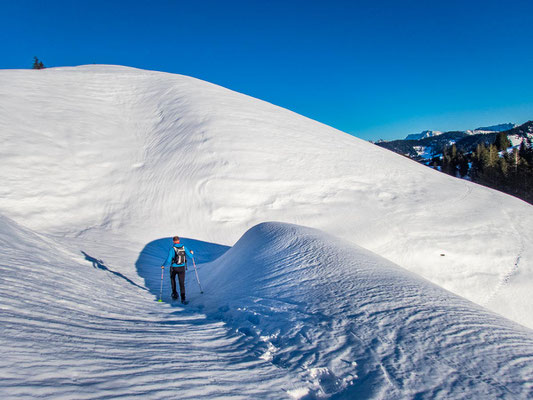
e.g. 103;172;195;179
433;132;533;204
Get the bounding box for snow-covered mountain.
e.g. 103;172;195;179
1;65;533;398
379;122;530;163
405;129;442;140
404;123;517;140
472;122;517;134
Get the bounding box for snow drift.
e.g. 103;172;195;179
4;217;532;399
193;222;533;398
0;65;532;329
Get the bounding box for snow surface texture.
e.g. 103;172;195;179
1;65;532;329
1;65;533;398
195;223;533;399
0;215;293;398
2;217;533;398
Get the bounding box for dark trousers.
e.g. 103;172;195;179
170;266;186;300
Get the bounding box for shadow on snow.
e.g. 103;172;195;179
81;250;148;291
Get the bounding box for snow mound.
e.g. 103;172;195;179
196;222;533;399
0;65;532;330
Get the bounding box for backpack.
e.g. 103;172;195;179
172;245;187;265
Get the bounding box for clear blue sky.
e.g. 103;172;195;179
1;0;532;140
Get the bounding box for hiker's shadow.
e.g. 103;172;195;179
134;237;230;304
81;251;147;291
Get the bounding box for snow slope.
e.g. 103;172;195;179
0;214;296;399
194;222;533;398
1;65;532;329
2;216;533;399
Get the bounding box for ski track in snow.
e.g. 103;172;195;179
481;193;525;307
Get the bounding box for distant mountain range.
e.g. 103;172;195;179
472;123;516;134
376;122;531;162
405;130;443;140
404;123;516;141
375;121;533;205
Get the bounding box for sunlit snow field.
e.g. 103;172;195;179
1;66;532;398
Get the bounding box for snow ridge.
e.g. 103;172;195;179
195;223;533;398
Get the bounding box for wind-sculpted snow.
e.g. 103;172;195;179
0;65;532;328
0;215;296;399
196;222;533;398
3;217;532;399
1;65;533;398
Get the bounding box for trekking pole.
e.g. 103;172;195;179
191;256;204;294
158;266;164;302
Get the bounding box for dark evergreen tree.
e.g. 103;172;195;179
376;121;533;204
488;144;499;168
458;154;469;178
499;157;509;178
441;146;451;175
494;132;511;151
519;138;533;165
442;144;461;177
32;56;45;69
518;140;528;160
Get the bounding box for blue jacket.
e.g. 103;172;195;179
163;244;193;268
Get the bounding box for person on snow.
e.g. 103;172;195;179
161;236;194;304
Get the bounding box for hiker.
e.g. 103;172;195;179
161;236;194;303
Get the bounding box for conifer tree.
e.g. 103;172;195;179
519;138;533;165
458;154;469;177
518;141;528;161
32;57;45;69
499;157;509;178
494;132;511;151
488;145;499;168
422;131;532;203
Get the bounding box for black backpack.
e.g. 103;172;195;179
172;245;187;265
